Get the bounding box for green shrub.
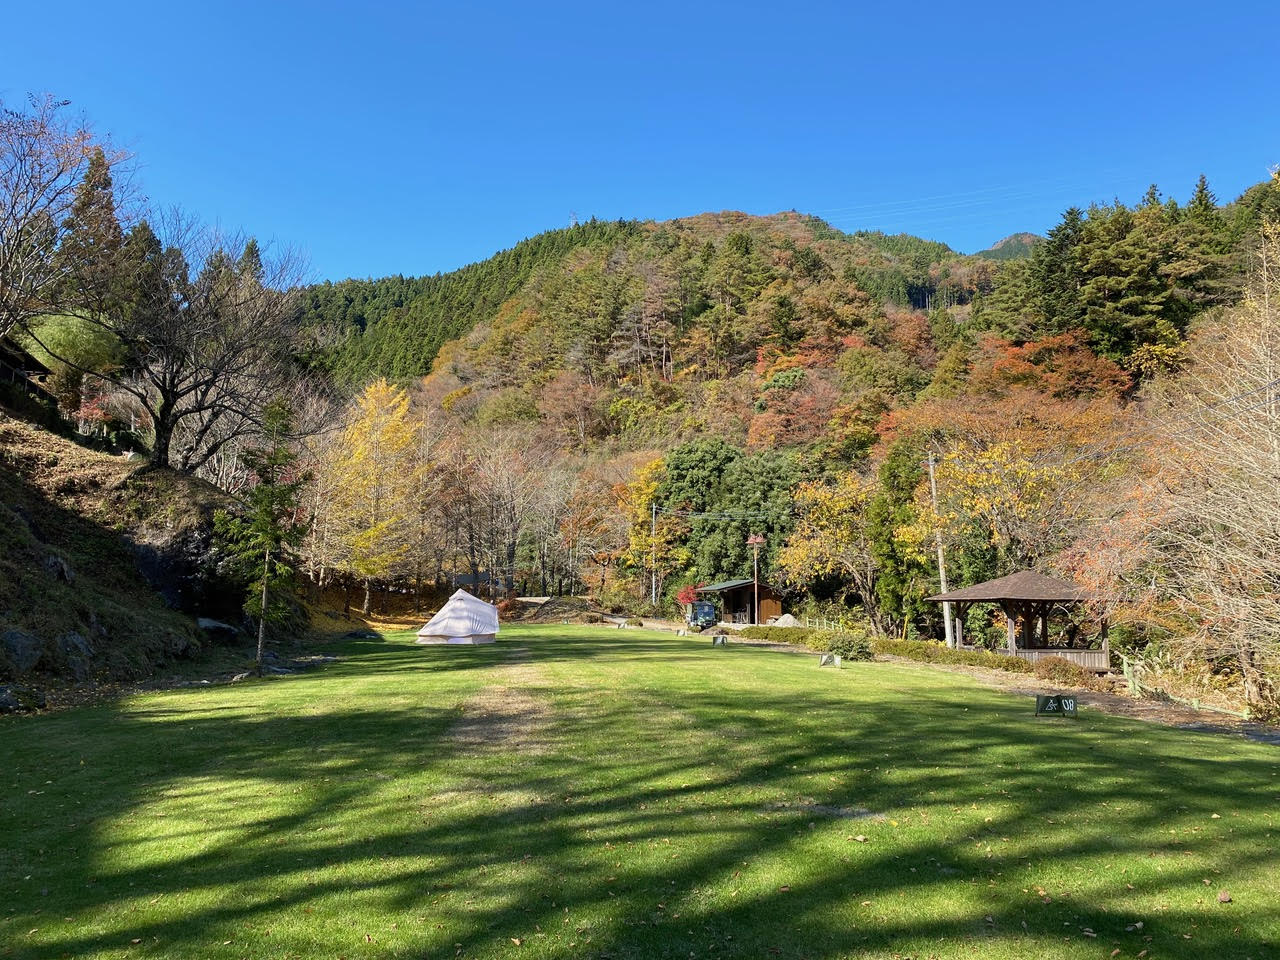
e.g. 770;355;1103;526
1033;655;1092;686
872;637;1034;674
738;625;824;645
687;624;703;634
583;613;602;624
826;630;873;661
626;617;644;627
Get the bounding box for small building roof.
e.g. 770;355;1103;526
696;579;755;594
927;570;1091;604
0;338;51;375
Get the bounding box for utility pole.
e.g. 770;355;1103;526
747;534;765;625
650;502;657;607
926;452;956;649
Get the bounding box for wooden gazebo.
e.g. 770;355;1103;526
927;570;1110;673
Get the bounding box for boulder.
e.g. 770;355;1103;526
57;631;94;658
772;613;800;627
0;684;46;713
42;554;74;584
56;632;94;681
1;629;43;676
197;617;241;641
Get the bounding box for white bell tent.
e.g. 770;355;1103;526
415;589;500;645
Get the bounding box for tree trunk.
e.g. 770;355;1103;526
149;398;175;468
362;579;372;616
255;546;269;677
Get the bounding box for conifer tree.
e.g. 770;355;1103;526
214;401;308;675
56;146;124;310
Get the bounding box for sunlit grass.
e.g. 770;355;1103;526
1;625;1277;959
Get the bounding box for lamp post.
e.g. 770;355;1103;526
746;534;765;625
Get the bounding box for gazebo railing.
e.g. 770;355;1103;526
1010;645;1110;673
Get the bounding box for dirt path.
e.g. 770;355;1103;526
879;654;1280;745
445;646;551;754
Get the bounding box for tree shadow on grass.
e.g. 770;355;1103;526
1;630;1278;959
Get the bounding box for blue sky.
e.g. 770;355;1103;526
4;1;1276;281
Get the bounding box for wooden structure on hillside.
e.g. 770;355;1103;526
696;579;782;625
927;570;1110;673
0;338;55;404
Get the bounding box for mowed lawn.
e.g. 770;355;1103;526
2;627;1278;960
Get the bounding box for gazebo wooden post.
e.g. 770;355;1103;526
1020;601;1034;649
1003;603;1017;654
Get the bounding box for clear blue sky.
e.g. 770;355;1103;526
4;1;1276;281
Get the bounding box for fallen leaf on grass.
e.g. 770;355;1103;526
510;937;523;945
1218;890;1232;903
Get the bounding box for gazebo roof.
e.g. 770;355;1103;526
927;570;1091;604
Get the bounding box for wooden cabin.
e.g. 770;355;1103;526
696;579;782;625
0;338;55;404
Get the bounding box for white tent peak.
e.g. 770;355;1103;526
416;589;500;645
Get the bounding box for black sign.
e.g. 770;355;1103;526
1035;694;1079;718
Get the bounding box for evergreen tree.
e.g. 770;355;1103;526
215;401;309;675
865;438;933;635
237;237;264;284
57;147;123;308
1028;206;1085;333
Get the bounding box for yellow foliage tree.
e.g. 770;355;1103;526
778;473;878;613
328;379;421;614
904;440;1090;570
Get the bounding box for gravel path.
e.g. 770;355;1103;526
878;654;1280;745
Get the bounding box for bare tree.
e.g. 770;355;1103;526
1106;223;1280;710
28;212;307;471
0;94;125;340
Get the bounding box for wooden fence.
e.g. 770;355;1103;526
1011;646;1111;673
802;616;851;632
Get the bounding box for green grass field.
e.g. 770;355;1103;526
2;625;1278;959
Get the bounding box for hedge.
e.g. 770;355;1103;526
735;625;872;661
871;637;1035;674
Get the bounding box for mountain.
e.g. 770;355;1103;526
294;175;1279;463
296;212;982;387
974;232;1044;260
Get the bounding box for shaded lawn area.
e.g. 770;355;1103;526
1;626;1278;960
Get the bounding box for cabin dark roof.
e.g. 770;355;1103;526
0;338;51;375
696;579;755;594
927;570;1091;603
